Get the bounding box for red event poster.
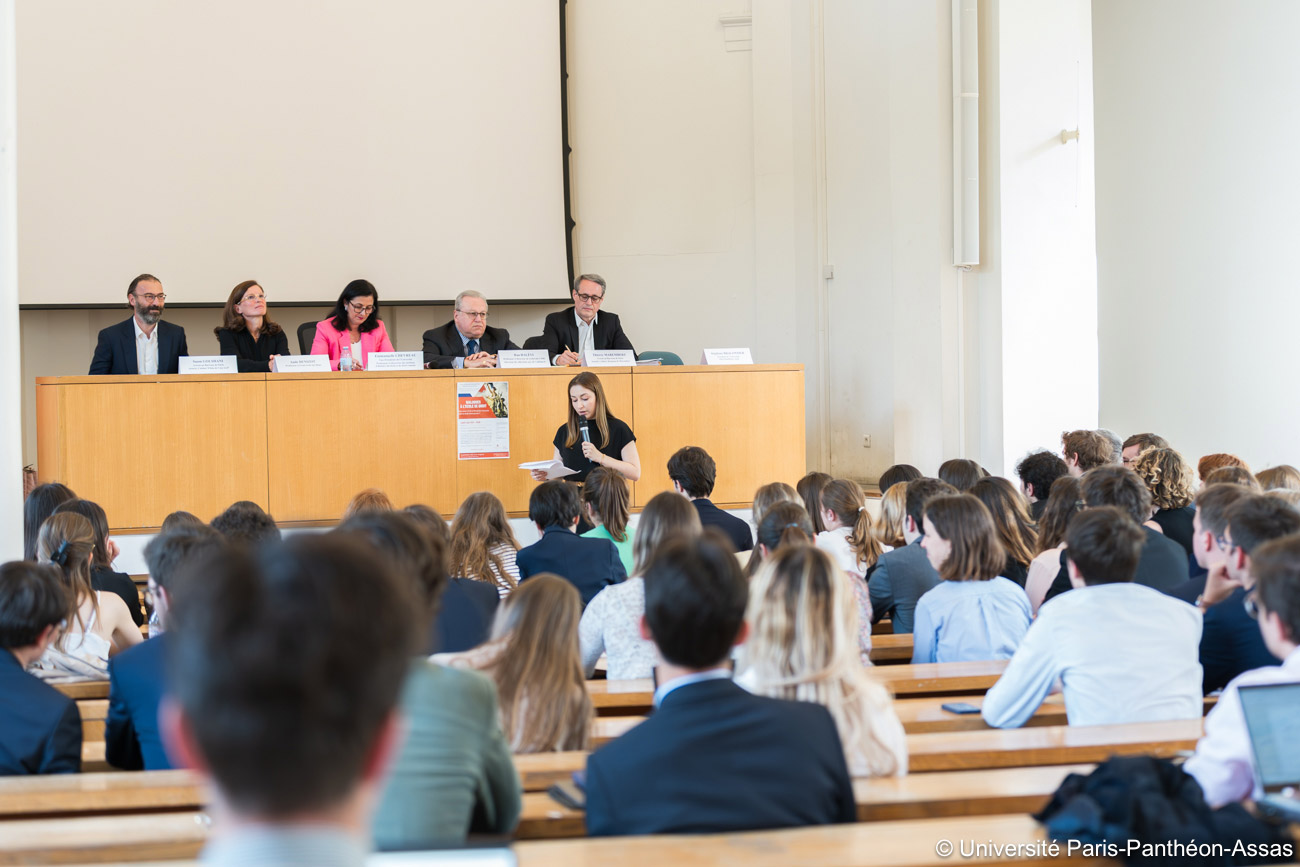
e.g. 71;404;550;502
456;381;510;459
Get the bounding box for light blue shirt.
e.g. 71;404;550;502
202;826;367;867
451;328;476;369
652;667;731;708
910;577;1031;665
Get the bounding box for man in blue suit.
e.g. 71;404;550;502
867;477;956;633
0;562;82;775
517;481;625;606
583;536;856;836
88;274;189;375
106;526;226;771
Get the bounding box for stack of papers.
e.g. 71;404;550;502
518;460;578;480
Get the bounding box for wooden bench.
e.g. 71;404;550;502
54;680;109;701
869;633;913;664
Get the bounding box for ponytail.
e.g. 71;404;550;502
581;468;630;543
822;479;884;570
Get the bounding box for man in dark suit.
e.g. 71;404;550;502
88;274;189;375
867;477;956;633
542;274;636;365
666;446;752;552
584;535;856;836
516;481;626;606
0;562;82;775
106;526;227;771
422;290;520;369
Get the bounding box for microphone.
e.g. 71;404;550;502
580;422;592;461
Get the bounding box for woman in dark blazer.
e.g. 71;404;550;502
214;281;290;372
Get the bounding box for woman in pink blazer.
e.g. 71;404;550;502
311;279;396;371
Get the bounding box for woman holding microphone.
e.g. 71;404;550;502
532;372;640;483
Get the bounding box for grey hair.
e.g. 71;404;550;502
455;289;487;311
572;273;607;295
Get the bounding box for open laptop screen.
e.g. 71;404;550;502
1238;682;1300;791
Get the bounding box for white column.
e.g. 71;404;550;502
0;0;22;559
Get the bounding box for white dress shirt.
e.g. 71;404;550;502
575;309;597;357
1184;646;1300;808
981;582;1204;729
133;317;159;375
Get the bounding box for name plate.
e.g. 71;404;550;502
498;349;552;369
178;356;238;374
700;347;754;365
365;351;424;371
582;349;636;367
272;355;332;373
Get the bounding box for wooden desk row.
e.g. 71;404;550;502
36;364;806;531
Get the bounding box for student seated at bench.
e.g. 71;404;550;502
0;561;81;775
868;478;957;633
517;481;626;606
981;507;1203;729
584;536;856;836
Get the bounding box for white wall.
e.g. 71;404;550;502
1094;0;1300;470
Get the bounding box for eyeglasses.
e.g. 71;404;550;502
135;293;166;303
1244;587;1260;620
457;309;489;320
347;301;376;315
575;292;604;304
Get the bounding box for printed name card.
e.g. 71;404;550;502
271;355;332;373
582;349;636;367
700;348;754;365
178;356;239;374
365;351;424;371
498;349;552;368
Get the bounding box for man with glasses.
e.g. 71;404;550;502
542;274;637;366
89;274;189;375
422;290;519;369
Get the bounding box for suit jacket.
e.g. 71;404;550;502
309;318;395;371
1043;527;1191;604
584;677;856;836
428;579;500;655
866;539;941;634
0;650;82;775
517;525;627;607
1201;586;1280;694
88;318;189;375
422;321;520;369
692;499;753;552
105;635;172;771
540;307;636;360
374;661;522;850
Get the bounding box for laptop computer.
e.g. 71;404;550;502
1238;681;1300;822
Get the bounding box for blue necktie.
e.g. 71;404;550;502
467;339;478;355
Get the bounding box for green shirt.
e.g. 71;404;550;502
582;523;635;576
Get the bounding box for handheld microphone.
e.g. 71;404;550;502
580;422;592;461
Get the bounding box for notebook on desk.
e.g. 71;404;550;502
1239;681;1300;822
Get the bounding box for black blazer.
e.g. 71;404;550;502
517;526;626;607
584;677;856;836
692;499;753;552
88;318;189;375
540;307;636;360
0;650;82;775
216;327;291;373
105;634;171;771
427;578;500;654
1044;526;1191;603
422;321;520;369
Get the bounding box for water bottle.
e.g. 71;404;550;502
340;351;353;372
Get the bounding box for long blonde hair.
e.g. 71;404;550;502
449;493;519;589
563;372;611;449
37;512;97;645
874;482;909;548
485;575;591;753
819;479;883;570
630;491;702;576
969;477;1037;568
752;482;801;528
745;545;906;777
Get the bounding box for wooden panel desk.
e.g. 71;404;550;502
37;365;804;530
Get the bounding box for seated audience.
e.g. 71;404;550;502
741;545;907;777
1061;429;1114;477
878;464;922;494
1267;488;1300;508
580;491;703;680
422;290;519;369
210;500;281;548
983;507;1203;728
911;495;1031;664
449;492;520;598
161;533;419;865
517;481;626;605
1258;465;1300;492
1132;447;1197;559
814;479;879;658
1015;450;1068;522
745;502;816;578
581;468;635;575
214;280;289;372
23;482;74;560
1042;466;1189;603
434;575;592;753
874;481;909;549
88;274;188;375
1205;465;1261;489
310;278;395;371
1024;476;1083;614
339;512;521;849
1199;452;1251;483
106;526;226;771
53;499;143;626
1120;431;1169;467
403;503;498;654
1096;429;1124;465
160;510;204;533
796;471;833;534
937;458;984;492
668;446;753;552
33;513;142;678
867;478;957;633
583;536;856;836
0;562;82;775
1185;533;1300;808
969;477;1037;587
343;487;394;518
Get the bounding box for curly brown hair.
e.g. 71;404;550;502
1131;448;1195;511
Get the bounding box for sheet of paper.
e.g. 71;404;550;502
582;349;636;367
700;347;754;365
498;349;551;368
457;381;510;459
272;355;331;372
518;459;578;480
366;351;424;371
178;355;239;374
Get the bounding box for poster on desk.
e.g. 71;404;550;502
457;381;510;459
